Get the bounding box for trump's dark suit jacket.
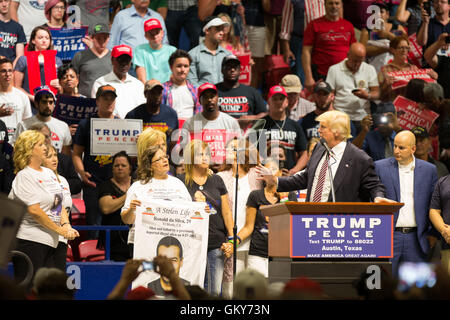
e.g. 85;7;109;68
278;141;386;202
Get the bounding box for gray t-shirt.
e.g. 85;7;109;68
72;48;112;97
13;116;72;152
182;111;241;133
69;0;110;29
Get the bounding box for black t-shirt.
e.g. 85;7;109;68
261;115;307;170
180;174;228;251
73;114;114;184
299;110;357;141
147;277;190;297
0;20;26;62
436;55;450;99
0;119;8;154
217;83;267;119
97;179;130;260
246;189;297;258
298;111;320;140
430;175;450;250
125;103;179;145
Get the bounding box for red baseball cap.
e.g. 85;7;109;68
268;85;287;99
111;45;133;58
198;83;218;99
144;18;162;33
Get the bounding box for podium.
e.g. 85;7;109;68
261;202;403;299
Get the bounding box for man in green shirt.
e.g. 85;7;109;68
133;18;177;83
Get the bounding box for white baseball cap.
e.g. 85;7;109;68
202;17;229;33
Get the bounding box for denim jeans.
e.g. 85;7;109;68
204;248;225;296
392;230;427;278
290;34;305;86
165;6;202;50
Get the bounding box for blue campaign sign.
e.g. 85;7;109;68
291;214;393;258
53;94;97;126
49;27;88;61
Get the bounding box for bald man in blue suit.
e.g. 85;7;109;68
375;130;438;277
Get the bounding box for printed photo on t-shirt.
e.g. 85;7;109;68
51;193;63;217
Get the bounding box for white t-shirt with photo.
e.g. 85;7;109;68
122;175;192;244
12;116;72;152
0;87;32;141
9;166;64;248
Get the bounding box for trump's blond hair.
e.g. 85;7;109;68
316;110;352;141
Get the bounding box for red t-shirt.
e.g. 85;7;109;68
303;17;356;76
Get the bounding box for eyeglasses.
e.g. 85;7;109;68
53;5;66;10
152;154;169;163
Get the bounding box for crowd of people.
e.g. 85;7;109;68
1;0;450;300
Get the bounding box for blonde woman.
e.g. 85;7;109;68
181;139;234;297
136;127;167;166
10;130;78;288
121;145;191;259
42;144;75;271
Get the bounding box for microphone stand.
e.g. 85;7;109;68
322;140;336;203
233;148;239;280
326;151;336;203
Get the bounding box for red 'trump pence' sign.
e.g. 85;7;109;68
393;96;439;131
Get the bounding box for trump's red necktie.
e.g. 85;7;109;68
312;156;329;202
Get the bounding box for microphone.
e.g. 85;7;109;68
320;138;332;154
319;138;336;203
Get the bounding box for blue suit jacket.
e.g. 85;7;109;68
374;157;438;254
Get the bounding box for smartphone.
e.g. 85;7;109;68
279;159;286;170
352;89;360;93
397;262;437;292
423;1;431;15
142;261;154;271
372;114;389;127
446;35;450;44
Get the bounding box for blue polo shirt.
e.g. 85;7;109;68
362;129;396;161
108;6;168;50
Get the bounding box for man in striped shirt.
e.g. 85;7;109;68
279;0;326;84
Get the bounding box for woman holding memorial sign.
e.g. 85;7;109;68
121;145;191;257
13;26;63;103
181;139;234;297
378;35;437;103
9;130;78;288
